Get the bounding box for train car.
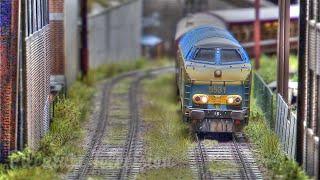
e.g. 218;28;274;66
176;26;252;133
210;5;299;54
175;5;299;56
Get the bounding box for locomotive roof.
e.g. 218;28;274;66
195;37;241;49
179;26;245;60
175;12;226;40
210;5;299;23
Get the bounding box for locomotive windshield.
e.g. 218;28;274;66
220;49;242;63
194;48;216;62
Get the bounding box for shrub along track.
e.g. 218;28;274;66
67;68;171;180
190;133;263;180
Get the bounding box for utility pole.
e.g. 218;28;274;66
81;0;89;77
17;0;26;151
254;0;261;69
296;0;307;166
277;0;290;103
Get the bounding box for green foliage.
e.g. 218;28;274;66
256;54;298;84
84;58;173;85
245;100;308;179
142;74;192;164
208;160;237;175
2;58;170;178
8;149;43;170
85;58;148;85
136;167;193;180
1;167;56;180
3;75;95;176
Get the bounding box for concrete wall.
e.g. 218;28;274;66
64;0;80;87
88;0;142;68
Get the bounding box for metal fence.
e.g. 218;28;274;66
253;73;297;159
253;73;274;127
275;94;297;159
305;128;319;177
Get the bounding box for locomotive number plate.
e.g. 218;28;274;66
208;95;227;105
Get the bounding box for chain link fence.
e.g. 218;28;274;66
253;72;275;128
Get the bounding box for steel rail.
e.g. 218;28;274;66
74;67;174;179
118;72;145;179
74;71;141;179
118;67;175;179
232;133;256;180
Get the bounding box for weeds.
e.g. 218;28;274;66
136;167;193;180
1;58;160;179
256;55;298;84
245;99;308;179
142;74;192;164
208;160;237;175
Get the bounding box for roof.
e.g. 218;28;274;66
175;13;226;40
210;4;299;23
195;37;241;49
179;26;243;60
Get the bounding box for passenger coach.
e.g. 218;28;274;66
176;26;252;133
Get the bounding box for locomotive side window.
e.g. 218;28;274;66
220;49;242;63
194;49;215;62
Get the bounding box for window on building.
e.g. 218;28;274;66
194;48;216;62
220;49;242;63
26;0;49;37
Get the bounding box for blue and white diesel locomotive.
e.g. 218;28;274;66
176;26;252;133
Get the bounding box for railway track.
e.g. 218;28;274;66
189;133;263;180
68;67;173;180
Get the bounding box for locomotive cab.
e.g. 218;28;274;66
177;26;252;133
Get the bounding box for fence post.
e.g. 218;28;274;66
314;136;319;179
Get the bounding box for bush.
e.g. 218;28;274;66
8;149;44;170
256;55;298;84
245;100;308;179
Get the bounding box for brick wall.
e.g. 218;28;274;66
0;0;19;161
49;0;65;75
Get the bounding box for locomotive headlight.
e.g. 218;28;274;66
193;94;208;104
227;95;242;105
227;97;234;104
201;96;208;104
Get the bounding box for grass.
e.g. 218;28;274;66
84;58;173;86
88;0;109;11
93;160;121;169
136;167;193;180
245;99;309;179
141;74;192;164
256;54;298;84
202;139;218;147
208;160;237;175
0;58;169;179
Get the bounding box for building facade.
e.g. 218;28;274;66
0;0;19;162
